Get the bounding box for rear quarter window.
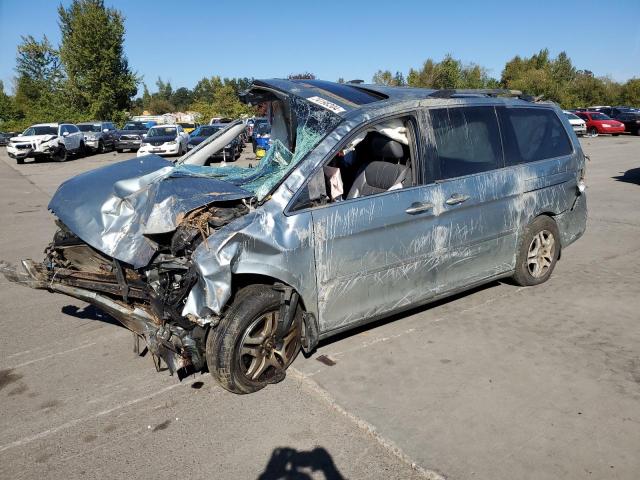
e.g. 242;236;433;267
499;108;573;165
429;106;503;180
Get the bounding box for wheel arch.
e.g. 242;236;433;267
229;272;319;352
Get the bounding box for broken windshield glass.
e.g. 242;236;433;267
172;97;342;201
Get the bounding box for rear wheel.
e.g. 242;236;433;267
206;285;302;394
97;140;104;154
513;216;560;286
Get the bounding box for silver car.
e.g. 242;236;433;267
2;80;587;394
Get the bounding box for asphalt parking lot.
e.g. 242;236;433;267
1;136;639;479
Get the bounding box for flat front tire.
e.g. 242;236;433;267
513;216;560;286
206;285;302;394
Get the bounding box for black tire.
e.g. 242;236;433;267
77;142;86;157
16;157;24;165
589;127;599;136
97;140;104;154
116;148;124;153
513;216;560;286
52;146;67;162
206;285;302;394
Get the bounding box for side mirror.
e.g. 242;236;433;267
62;131;69;137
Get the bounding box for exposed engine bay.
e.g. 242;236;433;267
2;201;249;379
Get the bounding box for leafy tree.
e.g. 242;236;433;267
155;77;173;101
14;35;64;107
147;97;174;115
58;0;138;119
171;87;194;111
372;70;406;86
621;78;640;106
287;72;316;80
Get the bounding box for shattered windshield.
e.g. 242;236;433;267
173;97;342;201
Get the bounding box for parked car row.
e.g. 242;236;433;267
3;118;251;164
568;105;640;136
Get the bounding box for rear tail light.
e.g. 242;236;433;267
578;167;586;194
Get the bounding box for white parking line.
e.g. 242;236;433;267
0;381;191;453
3;342;96;369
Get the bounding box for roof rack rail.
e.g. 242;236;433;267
428;88;524;99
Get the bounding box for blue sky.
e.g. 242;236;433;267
1;0;639;94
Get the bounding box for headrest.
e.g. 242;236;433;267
371;136;404;159
364;161;407;189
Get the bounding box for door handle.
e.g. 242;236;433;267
445;193;470;206
405;202;434;214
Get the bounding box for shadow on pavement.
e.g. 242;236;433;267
61;304;123;327
613;167;640;185
313;280;501;352
257;447;345;480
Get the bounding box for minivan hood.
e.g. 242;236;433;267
48;155;252;268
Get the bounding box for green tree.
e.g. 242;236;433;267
171;87;194;111
14;35;64;106
287;72;316;80
58;0;138;119
621;78;640;106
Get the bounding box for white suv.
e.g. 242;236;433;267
137;124;189;157
7;123;84;164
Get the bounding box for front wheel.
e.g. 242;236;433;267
52;146;67;162
589;127;599;137
206;285;302;394
97;140;104;154
513;216;560;286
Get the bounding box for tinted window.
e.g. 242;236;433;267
67;125;79;133
499;108;572;165
429;106;502;180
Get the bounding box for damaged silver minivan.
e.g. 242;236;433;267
1;80;587;394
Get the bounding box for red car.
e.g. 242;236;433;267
576;111;625;136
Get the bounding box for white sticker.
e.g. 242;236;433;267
307;96;346;114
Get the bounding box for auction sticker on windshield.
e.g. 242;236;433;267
307;96;346;114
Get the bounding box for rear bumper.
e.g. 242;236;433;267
557;193;587;248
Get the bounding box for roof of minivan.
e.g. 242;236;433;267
250;79;541;116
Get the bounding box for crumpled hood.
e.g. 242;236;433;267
11;134;57;143
48;155;252;268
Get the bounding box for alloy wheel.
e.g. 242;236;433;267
527;230;555;278
238;311;300;382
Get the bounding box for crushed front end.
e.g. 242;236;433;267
1;199;249;379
